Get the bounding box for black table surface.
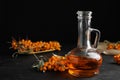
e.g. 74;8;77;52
0;45;120;80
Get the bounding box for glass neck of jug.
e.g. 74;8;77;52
77;11;92;49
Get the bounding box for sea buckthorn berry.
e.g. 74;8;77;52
114;54;120;64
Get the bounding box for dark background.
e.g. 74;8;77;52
0;1;119;80
0;0;117;54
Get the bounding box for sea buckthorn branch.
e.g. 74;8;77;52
32;53;71;72
106;41;120;50
10;38;61;55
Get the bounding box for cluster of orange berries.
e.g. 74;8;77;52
107;43;120;50
114;54;120;64
40;55;71;72
106;42;120;64
11;39;61;54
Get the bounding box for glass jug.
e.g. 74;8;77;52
66;11;102;77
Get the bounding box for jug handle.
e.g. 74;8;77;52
90;28;101;48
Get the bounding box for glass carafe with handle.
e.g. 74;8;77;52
66;11;102;78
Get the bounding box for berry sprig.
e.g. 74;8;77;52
10;38;61;54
